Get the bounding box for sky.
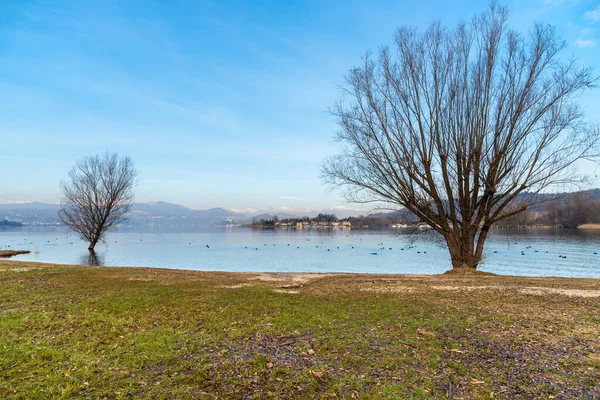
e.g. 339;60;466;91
1;0;599;210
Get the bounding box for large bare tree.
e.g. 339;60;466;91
322;4;599;270
59;153;137;251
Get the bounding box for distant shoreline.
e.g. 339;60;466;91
237;225;387;230
0;220;23;227
1;222;599;231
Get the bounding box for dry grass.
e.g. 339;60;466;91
1;260;599;399
0;250;31;258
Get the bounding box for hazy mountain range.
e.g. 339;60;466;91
0;201;369;227
3;189;598;228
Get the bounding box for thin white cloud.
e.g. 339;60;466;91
584;5;600;22
0;155;69;165
575;38;597;47
331;205;365;211
542;0;580;4
280;196;309;201
0;199;33;204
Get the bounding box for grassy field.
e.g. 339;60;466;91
1;260;599;399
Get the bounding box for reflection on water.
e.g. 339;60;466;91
80;250;104;266
1;227;599;277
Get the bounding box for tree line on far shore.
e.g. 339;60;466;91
248;210;424;229
503;190;600;228
248;190;600;230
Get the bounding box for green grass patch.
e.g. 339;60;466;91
1;261;599;398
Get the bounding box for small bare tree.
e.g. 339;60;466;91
59;153;137;251
322;4;599;270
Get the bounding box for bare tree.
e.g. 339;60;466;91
59;153;137;251
322;4;599;270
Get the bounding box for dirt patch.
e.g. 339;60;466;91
272;289;300;294
443;268;497;276
519;287;600;298
360;283;600;298
360;285;416;293
0;267;43;273
252;273;339;285
431;285;499;291
219;283;252;289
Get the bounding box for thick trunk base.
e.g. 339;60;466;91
450;263;478;270
446;237;483;271
449;257;480;270
443;268;496;276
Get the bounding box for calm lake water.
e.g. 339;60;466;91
1;227;599;277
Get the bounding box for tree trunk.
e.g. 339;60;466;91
446;233;483;270
88;224;105;251
88;238;98;251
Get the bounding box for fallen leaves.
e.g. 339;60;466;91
417;328;436;337
308;369;326;378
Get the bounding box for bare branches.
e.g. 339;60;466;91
59;153;137;251
322;4;599;269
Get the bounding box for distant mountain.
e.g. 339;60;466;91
131;201;192;215
243;206;368;220
369;209;419;221
196;207;246;219
0;202;60;210
127;203;248;228
0;201;248;227
0;202;61;224
248;212;301;221
516;189;600;211
3;190;596;228
0;200;390;226
248;214;276;222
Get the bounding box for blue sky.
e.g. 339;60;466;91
1;0;599;209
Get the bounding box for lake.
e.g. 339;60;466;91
1;227;599;277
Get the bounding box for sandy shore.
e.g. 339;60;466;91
2;259;599;296
578;223;600;230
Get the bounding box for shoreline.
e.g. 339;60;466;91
2;258;599;283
